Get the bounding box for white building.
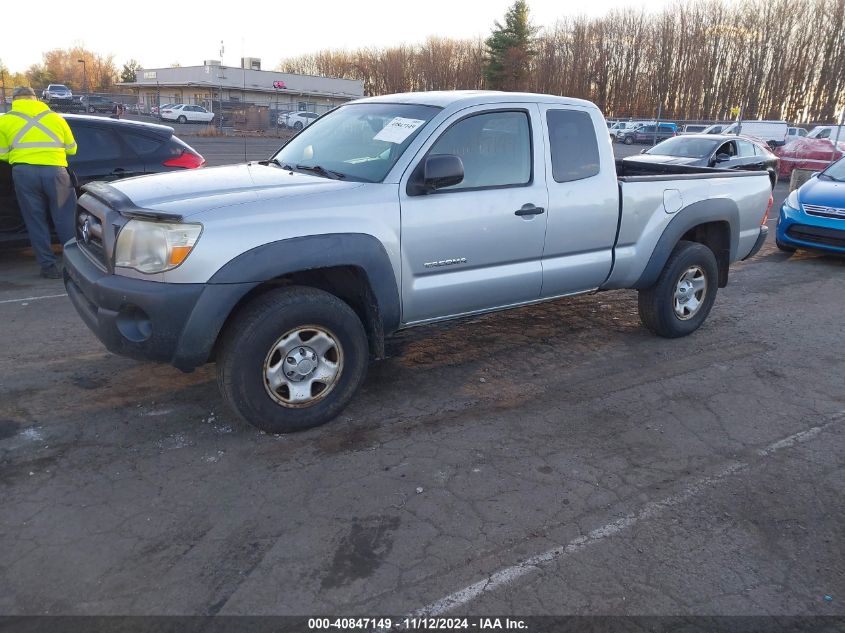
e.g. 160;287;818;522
120;59;364;119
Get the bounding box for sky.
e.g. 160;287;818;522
2;0;672;73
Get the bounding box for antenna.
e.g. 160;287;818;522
243;63;248;163
219;40;225;61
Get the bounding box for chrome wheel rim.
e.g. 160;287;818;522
673;265;707;320
263;326;343;408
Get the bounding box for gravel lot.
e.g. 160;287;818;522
1;138;843;618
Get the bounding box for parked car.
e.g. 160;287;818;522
776;155;845;254
721;120;788;147
1;115;205;244
62;91;772;433
160;104;215;124
283;111;320;130
623;134;779;188
618;123;678;145
609;120;652;139
276;110;295;126
773;136;845;180
42;84;73;101
81;95;120;113
703;123;727;134
681;124;709;135
151;103;174;117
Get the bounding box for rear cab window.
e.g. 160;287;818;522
546;109;600;183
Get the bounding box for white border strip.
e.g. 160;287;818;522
0;293;68;305
409;414;843;617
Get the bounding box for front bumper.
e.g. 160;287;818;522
63;241;257;371
776;203;845;254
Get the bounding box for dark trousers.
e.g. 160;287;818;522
12;164;77;269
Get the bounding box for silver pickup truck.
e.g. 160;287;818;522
63;91;772;432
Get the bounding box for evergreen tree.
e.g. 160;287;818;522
120;60;142;84
483;0;538;91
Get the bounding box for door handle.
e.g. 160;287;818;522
515;204;545;216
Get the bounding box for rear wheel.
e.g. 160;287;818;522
638;241;719;338
217;286;369;433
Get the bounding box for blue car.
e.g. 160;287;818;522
776;156;845;254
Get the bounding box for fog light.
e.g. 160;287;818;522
116;305;152;343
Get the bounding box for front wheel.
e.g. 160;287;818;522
217;286;369;433
177;115;187;124
638;240;719;338
623;136;634;145
293;121;304;130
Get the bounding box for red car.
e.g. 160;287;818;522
774;137;844;180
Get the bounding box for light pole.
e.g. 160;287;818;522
0;64;7;113
77;58;88;100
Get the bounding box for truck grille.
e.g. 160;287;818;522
803;203;845;220
786;224;845;248
76;203;108;269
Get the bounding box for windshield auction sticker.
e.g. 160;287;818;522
374;117;426;144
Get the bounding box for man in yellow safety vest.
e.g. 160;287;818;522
0;86;78;278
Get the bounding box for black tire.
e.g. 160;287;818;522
638;240;719;338
217;286;369;433
623;135;634;145
293;121;304;130
177;115;187;124
776;238;796;253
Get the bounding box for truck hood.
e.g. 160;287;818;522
109;163;364;218
623;154;704;166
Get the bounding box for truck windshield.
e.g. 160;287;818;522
271;103;441;183
647;137;720;158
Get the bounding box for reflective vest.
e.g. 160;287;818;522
0;99;77;167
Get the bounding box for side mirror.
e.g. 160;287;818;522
640;149;647;154
420;154;464;192
714;153;731;163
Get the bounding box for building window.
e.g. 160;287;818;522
143;71;156;80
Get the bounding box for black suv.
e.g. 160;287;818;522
80;95;120;113
1;115;205;243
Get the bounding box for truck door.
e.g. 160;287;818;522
537;105;620;297
399;105;548;324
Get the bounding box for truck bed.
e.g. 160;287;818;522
615;158;764;181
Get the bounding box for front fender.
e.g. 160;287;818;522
209;233;401;334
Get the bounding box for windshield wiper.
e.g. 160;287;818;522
266;158;294;170
819;172;842;182
295;164;347;180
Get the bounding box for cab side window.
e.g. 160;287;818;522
546;109;601;183
427;111;531;191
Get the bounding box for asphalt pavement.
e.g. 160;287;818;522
0;137;842;619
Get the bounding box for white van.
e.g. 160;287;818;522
722;120;789;146
807;125;845;140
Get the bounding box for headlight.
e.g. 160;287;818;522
114;220;202;273
784;189;799;211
